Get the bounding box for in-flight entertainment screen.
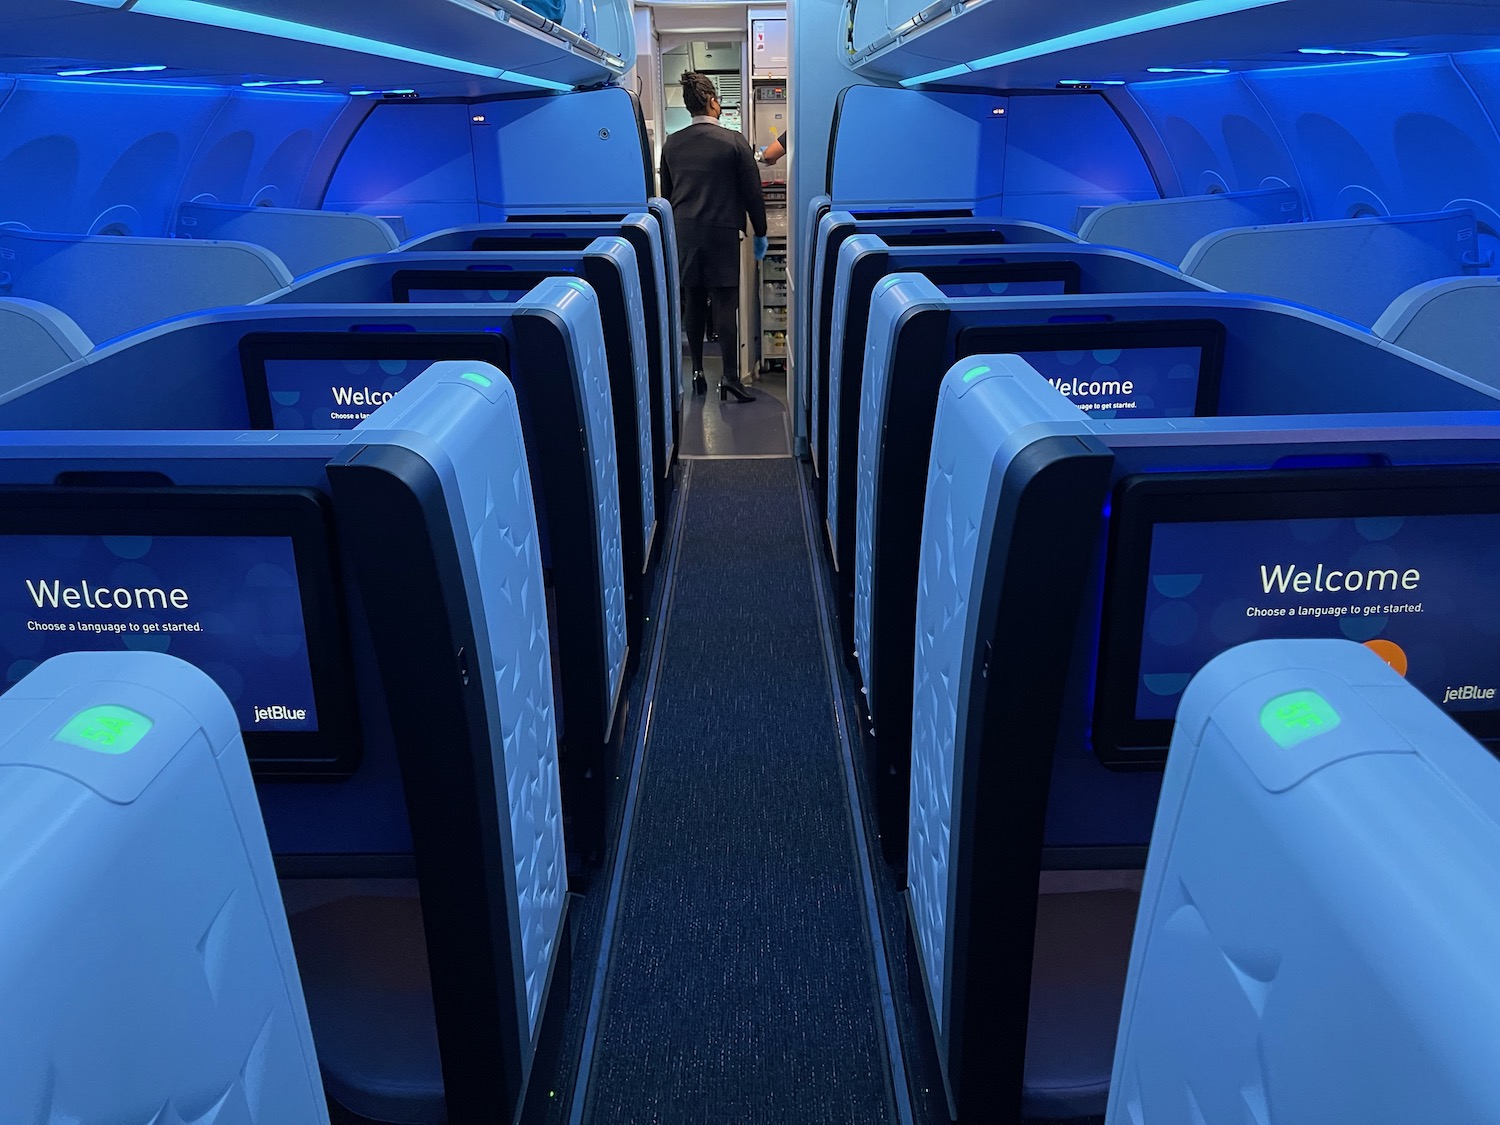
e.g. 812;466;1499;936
240;332;509;430
0;488;359;773
1095;469;1500;764
959;320;1224;420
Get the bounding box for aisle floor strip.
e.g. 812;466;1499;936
567;463;695;1125
795;467;916;1125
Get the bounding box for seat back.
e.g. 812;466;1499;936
1110;639;1500;1123
1181;209;1479;327
808;210;1080;469
176;202;400;277
0;651;327;1124
0;296;91;395
908;361;1500;1122
1077;187;1304;264
1374;275;1500;386
404;213;676;467
859;277;1500;858
0;227;293;343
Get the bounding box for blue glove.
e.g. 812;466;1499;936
754;236;769;261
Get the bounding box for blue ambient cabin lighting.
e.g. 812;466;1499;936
1298;47;1410;58
55;64;169;77
899;0;1290;87
129;0;576;91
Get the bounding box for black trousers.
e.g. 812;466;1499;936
683;284;739;380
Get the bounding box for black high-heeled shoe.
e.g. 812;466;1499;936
719;379;756;403
692;370;707;395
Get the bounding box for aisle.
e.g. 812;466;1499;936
575;458;897;1123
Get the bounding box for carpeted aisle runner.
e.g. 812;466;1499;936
580;457;895;1123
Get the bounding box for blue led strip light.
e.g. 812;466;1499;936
899;0;1292;86
128;0;576;91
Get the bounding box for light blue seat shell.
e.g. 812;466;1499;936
1110;639;1500;1124
0;227;293;343
175;201;401;277
357;361;568;1044
1180;208;1478;327
0;296;90;395
1374;275;1500;387
0;651;327;1124
1077;187;1304;265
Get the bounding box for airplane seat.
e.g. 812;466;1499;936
403;215;677;500
0;296;92;395
0;227;293;343
303;361;569;1123
822;237;1211;649
1180;208;1479;327
1374;275;1500;387
0;651;327;1124
175;201;401;278
858;272;1500;862
1110;639;1500;1123
1075;187;1305;265
906;356;1500;1122
807;210;1080;478
0;293;629;849
260;244;658;644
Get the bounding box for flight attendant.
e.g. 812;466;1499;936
660;71;768;403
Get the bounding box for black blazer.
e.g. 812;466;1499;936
660;122;768;288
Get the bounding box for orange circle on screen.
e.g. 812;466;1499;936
1364;639;1409;677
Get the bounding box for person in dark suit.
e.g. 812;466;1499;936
660;71;768;403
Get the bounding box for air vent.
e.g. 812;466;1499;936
711;74;742;105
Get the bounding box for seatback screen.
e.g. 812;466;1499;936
240;332;510;431
1095;469;1500;764
0;489;359;774
959;320;1224;420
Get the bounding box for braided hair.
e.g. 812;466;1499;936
680;71;718;116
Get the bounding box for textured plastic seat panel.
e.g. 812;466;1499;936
357;361;568;1040
176;202;400;277
1077;188;1304;265
0;651;327;1125
853;273;949;702
907;356;1083;1042
1110;639;1500;1124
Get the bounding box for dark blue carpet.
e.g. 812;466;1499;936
581;458;895;1124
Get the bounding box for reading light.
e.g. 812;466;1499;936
55;64;169;77
899;0;1289;86
242;78;325;87
1145;66;1230;74
1297;47;1410;58
129;0;575;91
472;114;487;123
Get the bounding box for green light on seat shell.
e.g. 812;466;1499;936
55;705;153;754
962;365;991;383
1259;690;1340;749
461;371;493;387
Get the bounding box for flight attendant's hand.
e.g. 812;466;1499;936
753;236;769;260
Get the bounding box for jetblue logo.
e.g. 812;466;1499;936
1442;685;1496;704
253;704;308;723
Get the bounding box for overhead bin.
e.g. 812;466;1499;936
1;0;632;96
